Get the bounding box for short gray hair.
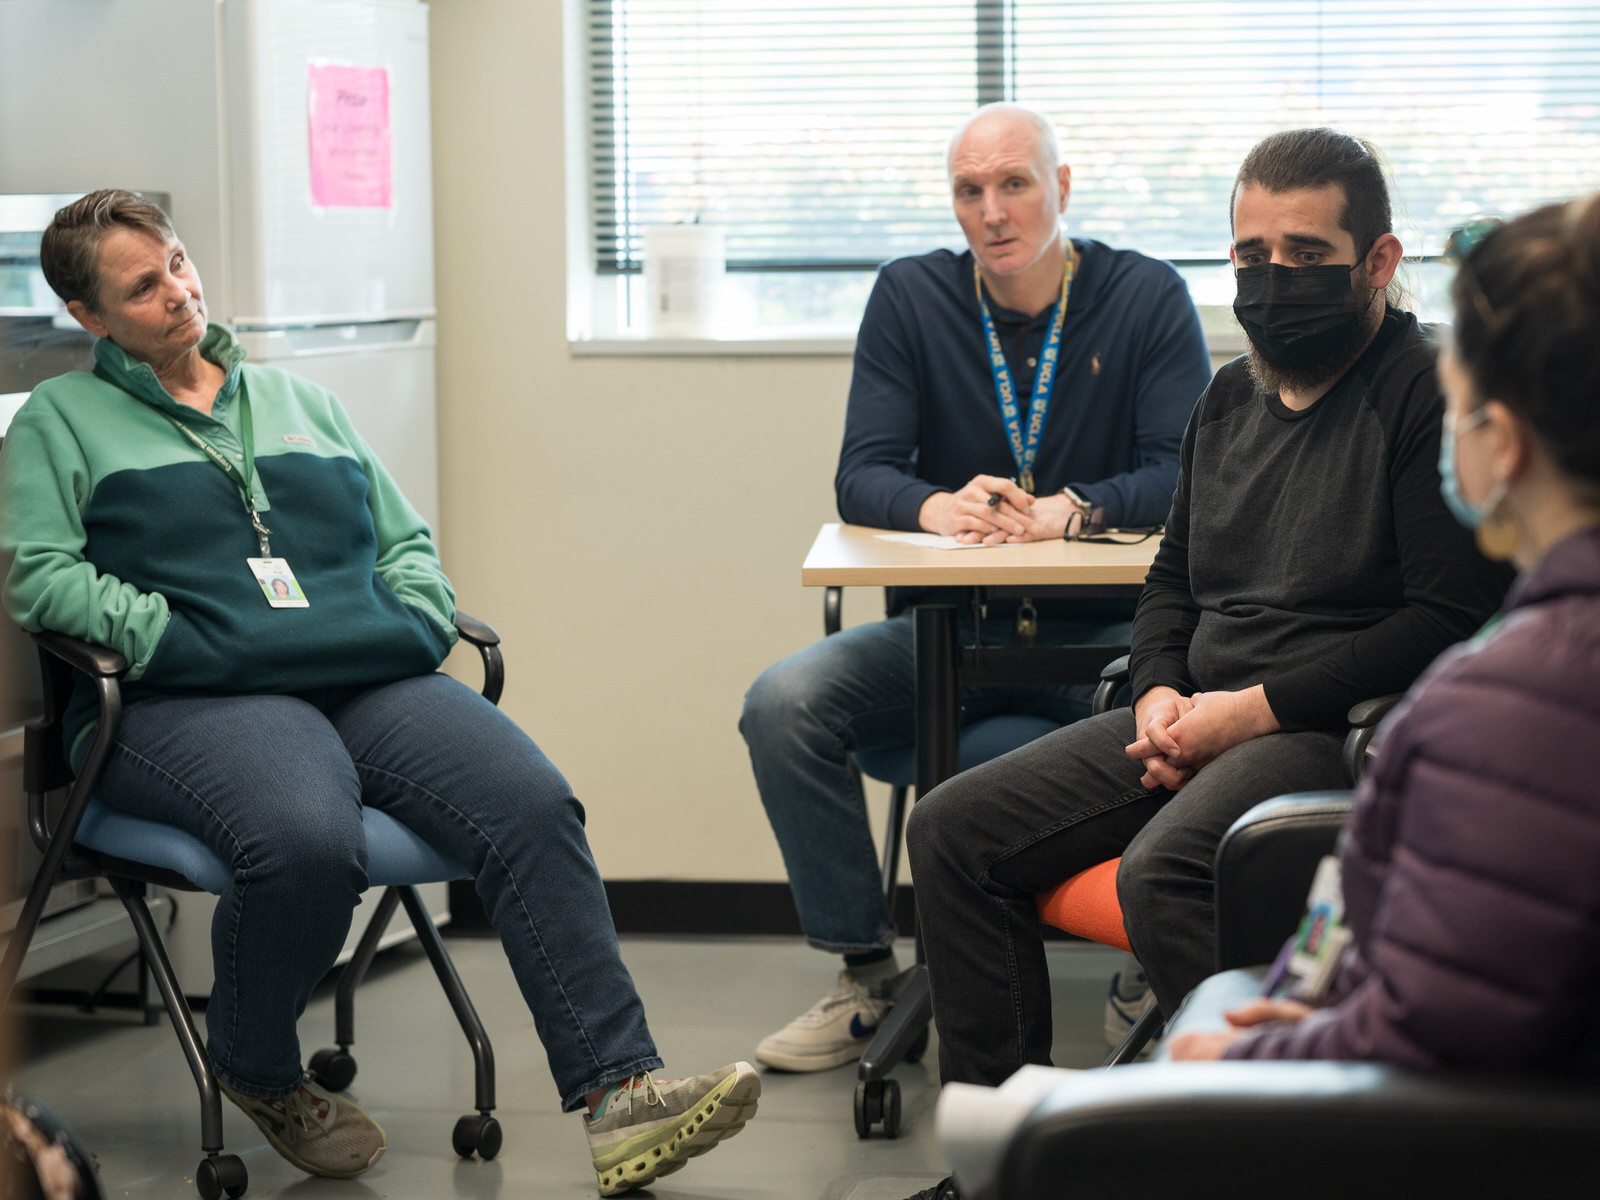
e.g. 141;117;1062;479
40;188;176;313
946;103;1062;180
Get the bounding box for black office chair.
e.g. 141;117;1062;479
979;782;1600;1200
988;1059;1600;1197
0;613;507;1200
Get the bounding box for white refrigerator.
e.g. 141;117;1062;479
0;0;448;996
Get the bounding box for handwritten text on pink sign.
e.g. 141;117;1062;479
308;63;392;208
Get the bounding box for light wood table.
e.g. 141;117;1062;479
802;522;1159;795
799;523;1160;1117
801;520;1159;590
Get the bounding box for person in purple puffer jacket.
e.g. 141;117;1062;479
1170;192;1600;1070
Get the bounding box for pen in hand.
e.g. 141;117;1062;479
987;476;1019;507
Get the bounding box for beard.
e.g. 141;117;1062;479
1244;271;1383;396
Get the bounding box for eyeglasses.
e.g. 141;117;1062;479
1442;216;1504;266
1443;216;1507;330
1064;506;1162;544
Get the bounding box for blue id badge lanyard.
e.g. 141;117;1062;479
974;253;1074;495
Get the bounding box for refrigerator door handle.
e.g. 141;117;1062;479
236;319;436;361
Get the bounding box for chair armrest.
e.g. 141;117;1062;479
994;1061;1600;1197
453;610;500;649
33;630;128;678
26;632;127;800
23;632;127;863
1347;695;1400;727
1213;791;1353;971
823;586;843;637
1090;655;1131;716
1343;692;1403;785
453;611;504;707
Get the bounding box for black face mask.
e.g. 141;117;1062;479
1232;262;1365;370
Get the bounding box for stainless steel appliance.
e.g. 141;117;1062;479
0;193;134;963
0;1;448;995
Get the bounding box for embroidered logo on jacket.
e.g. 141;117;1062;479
282;434;315;446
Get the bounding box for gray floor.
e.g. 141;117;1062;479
11;934;1126;1199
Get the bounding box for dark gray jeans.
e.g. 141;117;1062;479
906;706;1342;1088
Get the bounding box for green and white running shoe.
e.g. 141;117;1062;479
584;1061;760;1195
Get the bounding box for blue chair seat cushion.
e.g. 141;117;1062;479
73;799;469;894
851;713;1062;787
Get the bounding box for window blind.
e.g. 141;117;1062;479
584;0;1600;274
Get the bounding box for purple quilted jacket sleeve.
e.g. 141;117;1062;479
1225;532;1600;1070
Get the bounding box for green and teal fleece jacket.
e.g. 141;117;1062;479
0;323;457;753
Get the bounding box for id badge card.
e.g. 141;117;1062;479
248;557;309;608
1287;855;1351;1002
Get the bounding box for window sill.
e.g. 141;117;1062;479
569;312;1246;359
568;334;856;358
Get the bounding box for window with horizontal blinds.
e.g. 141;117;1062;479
587;1;992;272
1013;1;1600;259
584;0;1600;277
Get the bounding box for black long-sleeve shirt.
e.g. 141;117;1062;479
1130;307;1513;731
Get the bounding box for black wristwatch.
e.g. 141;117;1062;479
1060;486;1093;515
1061;487;1094;540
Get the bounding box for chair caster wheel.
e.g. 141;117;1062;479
881;1078;902;1138
308;1047;357;1091
854;1079;877;1138
452;1113;502;1160
855;1078;900;1138
904;1027;930;1064
196;1153;248;1200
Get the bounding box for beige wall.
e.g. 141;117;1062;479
429;1;881;882
427;2;1231;884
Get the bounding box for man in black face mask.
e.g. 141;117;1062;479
1230;165;1389;400
897;128;1513;1199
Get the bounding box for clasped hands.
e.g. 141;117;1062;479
918;474;1081;544
1125;684;1280;791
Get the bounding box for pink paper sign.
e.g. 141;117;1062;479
307;63;392;208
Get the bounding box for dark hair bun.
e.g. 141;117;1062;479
1566;192;1600;300
1451;193;1600;487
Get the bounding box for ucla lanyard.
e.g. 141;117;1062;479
974;254;1074;495
162;392;273;556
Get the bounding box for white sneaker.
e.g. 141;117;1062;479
755;970;892;1072
1104;963;1161;1057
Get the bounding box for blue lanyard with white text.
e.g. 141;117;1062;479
974;254;1074;495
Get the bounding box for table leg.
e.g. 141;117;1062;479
853;604;957;1135
912;603;959;799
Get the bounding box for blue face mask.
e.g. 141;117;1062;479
1438;407;1492;528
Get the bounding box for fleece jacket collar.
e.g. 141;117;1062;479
91;322;248;419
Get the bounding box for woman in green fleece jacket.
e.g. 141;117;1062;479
0;191;758;1195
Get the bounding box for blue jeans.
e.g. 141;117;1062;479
739;610;1131;953
95;673;660;1111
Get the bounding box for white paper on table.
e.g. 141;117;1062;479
874;532;989;550
936;1065;1082;1198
